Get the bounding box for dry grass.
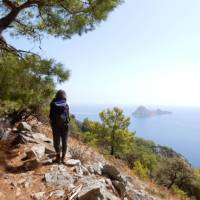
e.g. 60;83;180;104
68;138;95;164
69;144;90;164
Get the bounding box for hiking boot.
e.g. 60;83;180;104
53;154;61;164
61;155;66;164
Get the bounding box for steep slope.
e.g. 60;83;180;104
0;120;182;200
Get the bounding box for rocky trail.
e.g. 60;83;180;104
0;120;166;200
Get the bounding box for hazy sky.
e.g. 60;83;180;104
8;0;200;106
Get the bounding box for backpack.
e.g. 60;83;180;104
54;100;69;127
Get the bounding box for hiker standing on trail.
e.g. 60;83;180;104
49;90;70;164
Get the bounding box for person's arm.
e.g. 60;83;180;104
66;104;70;122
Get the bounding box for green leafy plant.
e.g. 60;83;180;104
0;53;69;121
133;160;149;179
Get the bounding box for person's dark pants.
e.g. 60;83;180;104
51;124;69;159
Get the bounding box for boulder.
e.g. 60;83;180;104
78;180;119;200
86;162;103;175
25;144;46;161
92;162;103;175
45;165;74;188
16;131;54;154
65;159;81;166
102;164;124;182
32;133;53;144
18;122;32;132
17;133;37;144
31;144;45;159
112;180;126;197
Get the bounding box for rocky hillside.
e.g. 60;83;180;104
0;120;180;200
153;145;190;166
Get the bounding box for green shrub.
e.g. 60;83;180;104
133;160;149;179
172;187;188;200
69;116;81;138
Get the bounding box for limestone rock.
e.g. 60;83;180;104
85;162;103;175
78;179;119;200
17;131;54;154
31;144;45;159
45;165;74;188
18;122;32;132
92;162;103;175
65;159;81;166
32;133;53;144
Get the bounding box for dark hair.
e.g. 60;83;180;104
56;90;66;99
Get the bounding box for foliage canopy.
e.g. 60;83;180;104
0;53;70;120
81;107;135;156
0;0;122;54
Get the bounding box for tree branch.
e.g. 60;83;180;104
0;6;20;33
20;0;42;9
2;0;17;9
0;35;38;58
0;0;42;33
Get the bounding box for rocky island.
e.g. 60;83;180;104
133;106;172;118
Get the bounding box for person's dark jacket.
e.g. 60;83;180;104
49;98;70;126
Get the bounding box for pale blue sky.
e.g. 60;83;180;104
8;0;200;106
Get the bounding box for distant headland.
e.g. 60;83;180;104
133;106;172;118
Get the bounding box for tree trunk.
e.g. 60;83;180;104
0;8;20;33
110;145;114;155
110;129;115;155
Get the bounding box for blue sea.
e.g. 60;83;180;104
70;105;200;168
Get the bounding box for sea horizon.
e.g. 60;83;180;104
70;104;200;168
